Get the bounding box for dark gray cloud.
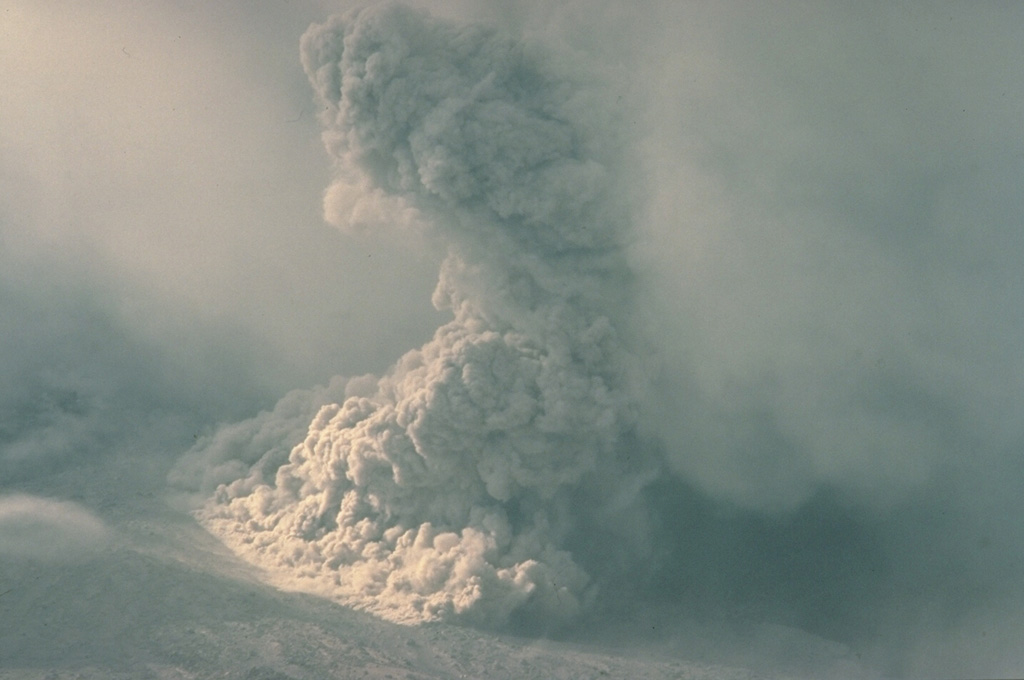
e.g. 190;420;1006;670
620;3;1024;674
631;2;1024;514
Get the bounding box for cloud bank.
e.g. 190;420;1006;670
181;2;642;627
630;3;1024;514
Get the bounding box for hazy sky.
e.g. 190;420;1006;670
3;1;1024;676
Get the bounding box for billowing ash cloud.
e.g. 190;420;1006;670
180;3;640;627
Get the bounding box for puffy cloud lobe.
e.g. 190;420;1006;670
169;375;353;501
302;4;620;256
193;3;635;627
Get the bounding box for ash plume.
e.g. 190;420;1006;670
184;2;641;627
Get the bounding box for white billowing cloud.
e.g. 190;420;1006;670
0;495;109;562
184;3;640;628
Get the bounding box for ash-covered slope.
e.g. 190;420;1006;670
1;493;810;680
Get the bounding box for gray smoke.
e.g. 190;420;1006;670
181;2;642;627
172;4;1024;674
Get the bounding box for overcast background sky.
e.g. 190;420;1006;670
2;1;1024;677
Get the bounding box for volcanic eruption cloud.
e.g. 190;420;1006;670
169;5;1024;658
182;3;643;627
